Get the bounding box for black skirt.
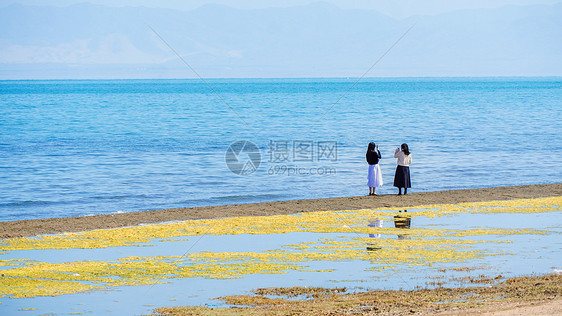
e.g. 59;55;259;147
393;165;411;188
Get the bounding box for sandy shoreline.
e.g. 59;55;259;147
1;183;561;239
150;274;562;315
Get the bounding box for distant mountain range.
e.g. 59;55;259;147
0;2;561;78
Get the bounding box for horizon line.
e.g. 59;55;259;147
1;75;561;82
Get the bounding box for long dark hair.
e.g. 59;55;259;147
401;143;410;156
367;142;376;153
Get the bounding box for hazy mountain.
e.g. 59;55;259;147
0;1;560;78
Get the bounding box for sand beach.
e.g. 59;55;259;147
151;274;562;315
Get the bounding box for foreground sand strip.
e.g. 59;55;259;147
149;274;562;315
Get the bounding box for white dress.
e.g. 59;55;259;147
367;164;383;188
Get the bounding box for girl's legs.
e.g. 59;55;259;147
404;188;408;195
398;187;402;195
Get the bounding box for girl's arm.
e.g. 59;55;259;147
394;147;400;158
377;149;381;159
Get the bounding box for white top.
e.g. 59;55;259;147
394;147;412;166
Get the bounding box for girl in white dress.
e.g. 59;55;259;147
366;142;383;195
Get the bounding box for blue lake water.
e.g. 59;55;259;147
1;77;561;221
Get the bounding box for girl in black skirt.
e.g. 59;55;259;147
393;143;412;195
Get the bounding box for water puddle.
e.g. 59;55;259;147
0;197;560;315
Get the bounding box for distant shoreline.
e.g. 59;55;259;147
2;76;562;81
1;183;560;239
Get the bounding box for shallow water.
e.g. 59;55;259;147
0;198;560;315
1;77;561;221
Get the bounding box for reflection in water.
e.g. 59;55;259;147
394;210;411;228
366;211;414;250
395;210;412;239
366;218;383;251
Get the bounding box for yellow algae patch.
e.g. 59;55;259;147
383;196;562;218
0;196;559;298
0;224;191;250
0;230;508;299
0;256;300;298
356;227;549;238
0;259;33;267
1;196;559;251
0;277;102;298
0;230;540;299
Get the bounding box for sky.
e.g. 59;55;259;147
3;0;562;18
1;0;560;78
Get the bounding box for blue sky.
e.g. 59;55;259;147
1;0;561;78
3;0;561;18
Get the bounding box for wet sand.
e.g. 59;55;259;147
151;274;562;315
1;183;561;239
